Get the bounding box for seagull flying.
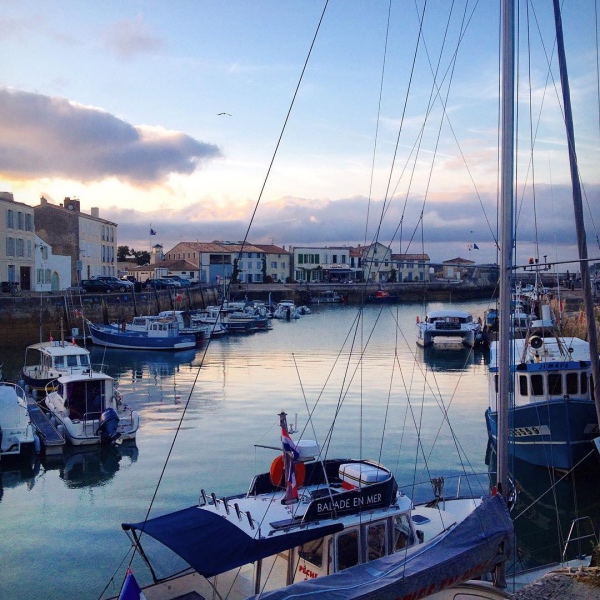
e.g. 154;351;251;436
218;112;232;116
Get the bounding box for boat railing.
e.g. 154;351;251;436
561;516;598;562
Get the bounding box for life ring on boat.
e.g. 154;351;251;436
416;316;420;324
269;455;306;488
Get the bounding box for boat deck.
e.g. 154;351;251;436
26;396;65;454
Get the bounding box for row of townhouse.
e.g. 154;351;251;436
126;240;432;285
0;192;119;292
1;190;468;292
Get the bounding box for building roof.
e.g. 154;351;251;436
169;241;266;254
253;244;290;254
127;259;198;273
443;257;475;265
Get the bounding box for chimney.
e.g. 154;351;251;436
91;207;99;218
0;192;14;202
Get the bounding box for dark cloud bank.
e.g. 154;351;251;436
0;87;221;184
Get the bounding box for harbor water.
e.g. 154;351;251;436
0;299;598;599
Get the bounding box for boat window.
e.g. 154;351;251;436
530;374;544;396
54;356;65;368
566;373;578;395
548;373;562;396
519;375;528;396
581;373;588;396
367;522;387;562
67;355;78;367
336;530;359;571
298;538;324;568
393;514;415;551
80;355;90;367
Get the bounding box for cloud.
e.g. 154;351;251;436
106;181;599;266
102;15;164;60
0;87;221;185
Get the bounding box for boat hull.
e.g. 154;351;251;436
88;324;196;351
485;400;599;470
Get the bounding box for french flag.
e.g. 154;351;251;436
118;569;147;600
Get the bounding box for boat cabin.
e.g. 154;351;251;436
56;374;114;421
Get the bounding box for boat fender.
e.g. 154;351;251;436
269;455;306;488
529;335;543;350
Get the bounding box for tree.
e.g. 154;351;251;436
133;250;150;265
117;245;131;261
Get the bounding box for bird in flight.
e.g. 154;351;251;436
218;112;232;116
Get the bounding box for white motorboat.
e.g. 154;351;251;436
44;371;139;446
0;382;37;459
416;310;481;348
20;339;92;395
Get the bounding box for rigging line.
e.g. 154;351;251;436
525;0;541;264
364;0;428;256
120;6;333;570
512;448;597;522
237;1;329;251
362;0;392;248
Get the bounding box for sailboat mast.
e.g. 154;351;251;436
497;0;515;505
551;0;600;427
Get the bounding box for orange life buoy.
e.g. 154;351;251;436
269;455;305;488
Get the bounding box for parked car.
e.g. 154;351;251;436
81;279;123;293
163;275;191;287
145;278;179;290
91;276;134;291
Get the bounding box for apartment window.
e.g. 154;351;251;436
17;212;24;230
6;209;14;229
16;238;25;257
26;214;33;231
27;239;32;257
271;261;277;269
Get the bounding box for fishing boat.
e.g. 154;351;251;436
485;334;598;470
485;0;600;473
416;310;481;348
0;382;37;459
20;338;92;395
43;370;139;446
121;412;513;600
87;319;196;351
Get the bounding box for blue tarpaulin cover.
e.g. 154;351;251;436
122;506;344;578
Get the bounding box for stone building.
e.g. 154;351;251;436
34;197;118;286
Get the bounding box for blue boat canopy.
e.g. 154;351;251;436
122;506;344;578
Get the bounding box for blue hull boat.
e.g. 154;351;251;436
87;322;196;351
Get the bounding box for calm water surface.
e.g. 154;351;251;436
0;299;597;599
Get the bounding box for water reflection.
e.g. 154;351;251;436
90;347;197;380
485;440;600;571
42;443;139;489
418;343;489;371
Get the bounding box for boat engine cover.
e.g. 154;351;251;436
98;408;121;444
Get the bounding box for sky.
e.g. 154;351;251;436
1;0;599;268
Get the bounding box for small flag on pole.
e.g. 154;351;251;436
473;243;480;250
150;228;156;236
118;569;147;600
